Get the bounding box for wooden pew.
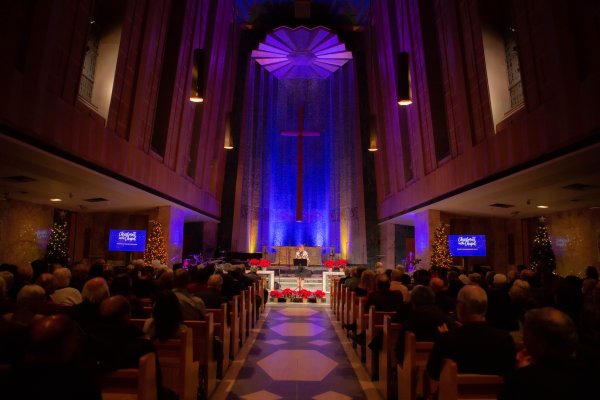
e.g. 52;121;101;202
331;278;339;312
206;303;230;378
239;291;247;346
340;286;349;324
438;359;504;400
246;285;254;331
154;328;197;400
100;352;157;400
139;298;152;308
378;315;402;400
355;298;369;360
229;295;240;358
397;331;434;400
184;315;217;400
365;307;396;380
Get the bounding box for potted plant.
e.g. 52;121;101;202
269;290;282;302
335;259;347;269
281;288;296;302
314;290;326;303
249;258;260;268
323;260;335;269
259;258;271;270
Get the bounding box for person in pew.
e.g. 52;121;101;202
365;274;405;313
70;277;110;332
426;285;516;394
110;273;146;318
196;274;230;309
144;290;187;341
221;266;247;299
173;269;206;320
132;265;159;299
6;314;102;400
498;307;591;399
51;267;82;306
390;268;410;303
429;277;455;314
394;285;457;360
86;295;156;369
2;284;46;327
354;269;376;297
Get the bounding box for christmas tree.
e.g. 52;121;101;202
530;217;556;272
46;221;69;265
144;220;167;264
430;223;453;269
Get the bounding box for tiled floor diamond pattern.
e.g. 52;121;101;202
228;305;368;399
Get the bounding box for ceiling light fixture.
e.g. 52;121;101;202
537;205;549;209
49;198;62;202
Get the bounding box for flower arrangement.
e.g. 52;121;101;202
336;259;347;269
249;258;260;266
281;288;295;300
259;259;271;268
323;260;335;269
268;289;328;302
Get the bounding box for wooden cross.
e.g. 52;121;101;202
280;104;320;222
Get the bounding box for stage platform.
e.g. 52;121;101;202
257;267;344;293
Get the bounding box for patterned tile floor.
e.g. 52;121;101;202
213;304;381;400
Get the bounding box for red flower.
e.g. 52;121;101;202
323;260;335;269
259;259;271;267
249;258;260;266
269;290;282;298
335;259;347;268
299;289;312;298
313;290;326;299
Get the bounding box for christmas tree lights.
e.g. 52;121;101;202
46;221;68;265
144;220;167;264
431;223;453;269
530;217;556;272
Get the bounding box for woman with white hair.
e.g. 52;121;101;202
51;267;83;305
2;284;46;326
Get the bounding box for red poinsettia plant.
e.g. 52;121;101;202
248;258;260;266
335;259;347;268
313;290;326;299
323;260;335;269
298;289;312;298
269;290;282;298
259;259;271;267
281;288;296;300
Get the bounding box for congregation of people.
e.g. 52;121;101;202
339;262;599;399
0;258;262;399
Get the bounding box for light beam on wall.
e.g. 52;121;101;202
190;49;205;103
397;52;412;106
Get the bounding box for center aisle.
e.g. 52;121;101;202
213;303;381;400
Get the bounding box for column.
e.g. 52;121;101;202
414;209;442;269
157;206;185;267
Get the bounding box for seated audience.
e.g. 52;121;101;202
132;265;158;299
354;269;376;297
70;277;110;331
365;274;404;312
429;277;454;314
6;315;102;400
51;267;83;305
173;268;206;320
143;290;187;341
426;285;516;391
110;273;145;317
499;307;590;399
196;274;230;309
70;262;90;292
487;273;519;331
3;284;46;326
390;268;410;303
86;295;155;370
0;275;14;314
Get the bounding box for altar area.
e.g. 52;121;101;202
270;245;325;266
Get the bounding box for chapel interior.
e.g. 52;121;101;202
0;0;599;399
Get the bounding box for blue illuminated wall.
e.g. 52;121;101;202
266;79;332;248
234;57;367;262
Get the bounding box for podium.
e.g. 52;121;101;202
293;258;309;289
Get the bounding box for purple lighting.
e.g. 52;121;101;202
252;26;352;79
